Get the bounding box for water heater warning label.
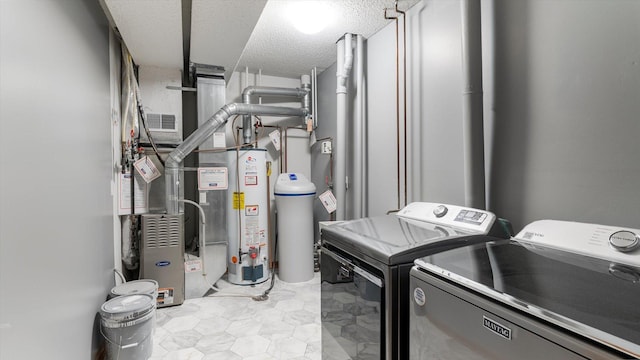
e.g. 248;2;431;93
245;175;258;186
245;205;259;216
233;192;245;209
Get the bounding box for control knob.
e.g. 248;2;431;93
609;231;640;253
433;205;448;218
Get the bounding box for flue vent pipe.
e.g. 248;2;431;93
335;33;354;221
166;103;308;214
460;0;486;209
241;86;310;144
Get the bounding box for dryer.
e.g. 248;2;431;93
320;202;510;360
409;220;640;359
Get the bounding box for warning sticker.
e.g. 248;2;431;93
245;205;259;216
233;192;245;210
197;167;228;190
269;129;281;151
319;190;337;214
245;175;258;186
185;259;202;273
133;156;161;183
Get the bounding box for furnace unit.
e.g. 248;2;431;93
140;213;185;307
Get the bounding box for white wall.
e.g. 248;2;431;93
0;0;114;358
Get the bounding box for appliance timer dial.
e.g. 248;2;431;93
433;205;448;218
609;231;640;253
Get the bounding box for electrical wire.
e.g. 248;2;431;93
132;73;165;167
136;103;165;167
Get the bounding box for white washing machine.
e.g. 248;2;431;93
409;220;640;359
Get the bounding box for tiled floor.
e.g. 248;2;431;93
150;272;321;360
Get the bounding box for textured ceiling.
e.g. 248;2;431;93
102;0;419;78
103;0;183;69
238;0;419;78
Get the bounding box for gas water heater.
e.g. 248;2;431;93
226;148;270;284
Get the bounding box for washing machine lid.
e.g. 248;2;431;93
322;203;500;265
321;215;491;265
414;240;640;358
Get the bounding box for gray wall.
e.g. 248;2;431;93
312;63;338;239
362;0;640;231
0;0;114;358
489;0;640;230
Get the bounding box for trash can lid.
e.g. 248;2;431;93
110;279;158;297
274;173;316;195
100;294;155;322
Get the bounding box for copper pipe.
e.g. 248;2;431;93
384;1;409;210
266;161;274;269
310;136;335;185
396;2;408;208
384;1;400;209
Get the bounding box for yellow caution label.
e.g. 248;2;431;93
233;192;244;210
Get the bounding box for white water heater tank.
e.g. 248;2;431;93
226;148;269;285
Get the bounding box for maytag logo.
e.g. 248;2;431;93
155;261;171;267
483;316;512;340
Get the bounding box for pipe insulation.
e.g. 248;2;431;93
241;86;310;144
335;34;353;221
165;103;308;214
460;0;486;210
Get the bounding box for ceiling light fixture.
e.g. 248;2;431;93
286;1;332;35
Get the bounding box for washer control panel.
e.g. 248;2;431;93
397;202;496;234
515;220;640;267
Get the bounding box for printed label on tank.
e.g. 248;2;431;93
245;155;258;172
245;175;258;186
245;217;260;245
245;205;259;216
483;316;512;340
413;287;426;306
233;192;245;210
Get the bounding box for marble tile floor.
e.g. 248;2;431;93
150;272;321;360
